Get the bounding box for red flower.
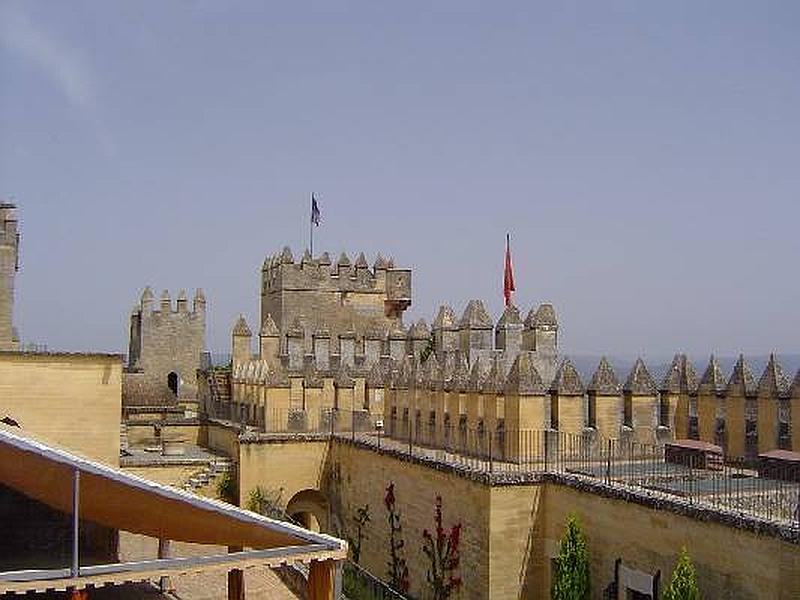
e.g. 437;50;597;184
450;523;462;548
384;482;395;509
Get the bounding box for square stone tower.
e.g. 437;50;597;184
260;248;412;347
0;202;20;351
124;287;206;405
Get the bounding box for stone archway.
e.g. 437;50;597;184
285;488;329;533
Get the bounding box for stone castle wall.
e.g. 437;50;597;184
124;288;205;406
227;245;800;460
0;203;19;351
232;434;800;600
225;345;800;464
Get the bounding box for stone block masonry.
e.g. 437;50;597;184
124;287;206;406
231;433;800;600
0;202;20;351
260;248;412;348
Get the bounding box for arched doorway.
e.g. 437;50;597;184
167;372;179;397
285;489;329;533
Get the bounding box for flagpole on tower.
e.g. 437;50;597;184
504;232;515;307
310;193;314;257
310;193;321;256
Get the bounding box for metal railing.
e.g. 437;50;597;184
343;560;407;600
231;405;800;530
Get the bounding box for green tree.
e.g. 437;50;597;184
551;514;590;600
663;549;700;600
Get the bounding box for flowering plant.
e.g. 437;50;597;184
385;482;410;592
422;495;462;599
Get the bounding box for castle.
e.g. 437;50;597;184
221;246;799;465
261;246;412;343
223;247;559;431
206;246;800;599
123;287;206;406
2;205;799;599
0;202;20;351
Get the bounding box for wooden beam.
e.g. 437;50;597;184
228;546;245;600
308;559;335;600
158;538;173;592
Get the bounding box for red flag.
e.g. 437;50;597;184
504;234;515;306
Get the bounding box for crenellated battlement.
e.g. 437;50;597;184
223;244;800;467
0;203;19;247
136;286;206;319
262;247;409;298
260;247;411;346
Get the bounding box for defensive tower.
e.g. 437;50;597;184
124;287;206;405
260;247;412;347
0;202;20;351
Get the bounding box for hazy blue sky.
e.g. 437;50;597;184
1;1;799;359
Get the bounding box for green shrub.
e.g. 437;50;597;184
216;471;236;504
663;549;700;600
551;514;590;600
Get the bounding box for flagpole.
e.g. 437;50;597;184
310;193;314;256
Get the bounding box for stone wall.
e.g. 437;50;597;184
0;203;19;351
539;482;800;599
328;441;492;599
233;436;800;600
125;422;203;447
0;352;122;466
238;436;330;508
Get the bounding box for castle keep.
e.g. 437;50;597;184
0;202;20;351
124;287;206;406
261;247;412;346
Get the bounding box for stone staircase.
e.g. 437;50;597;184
181;456;233;495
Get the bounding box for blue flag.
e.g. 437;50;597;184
311;194;321;226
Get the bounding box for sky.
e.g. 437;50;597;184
1;1;799;361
